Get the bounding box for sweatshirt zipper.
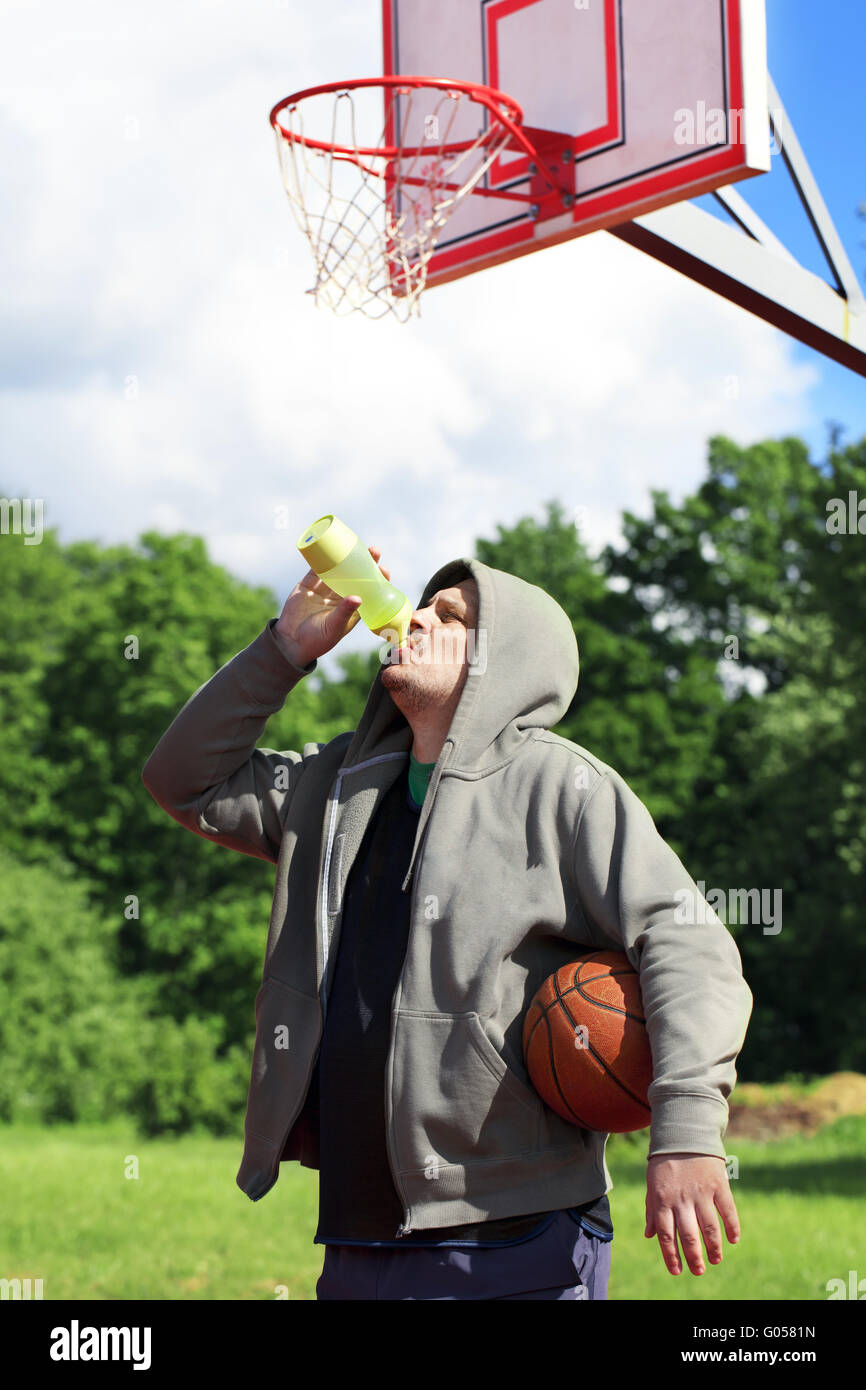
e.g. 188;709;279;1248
321;754;439;1237
319;759;415;1233
390;746;451;1234
319;779;343;1025
271;757;416;1199
388;844;424;1237
400;738;452;892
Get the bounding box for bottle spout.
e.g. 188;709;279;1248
371;596;413;647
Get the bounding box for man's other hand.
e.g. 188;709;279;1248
645;1153;740;1275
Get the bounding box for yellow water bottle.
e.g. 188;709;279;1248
297;514;413;647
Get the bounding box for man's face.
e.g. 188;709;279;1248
380;578;479;714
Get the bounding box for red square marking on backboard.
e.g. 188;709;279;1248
485;0;622;185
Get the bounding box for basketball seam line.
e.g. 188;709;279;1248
551;986;651;1115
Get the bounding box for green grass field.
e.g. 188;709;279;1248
1;1114;863;1300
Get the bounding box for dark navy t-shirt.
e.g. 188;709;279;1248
312;758;612;1248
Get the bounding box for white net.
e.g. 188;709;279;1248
273;82;518;321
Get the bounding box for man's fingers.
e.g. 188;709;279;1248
672;1213;707;1276
369;543;390;581
653;1212;684;1275
696;1200;724;1265
715;1187;741;1246
653;1207;713;1276
342;598;362;632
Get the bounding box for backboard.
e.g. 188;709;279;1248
383;0;771;289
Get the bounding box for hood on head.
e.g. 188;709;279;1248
341;557;580;773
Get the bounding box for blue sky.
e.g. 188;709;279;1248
1;0;863;677
709;0;866;455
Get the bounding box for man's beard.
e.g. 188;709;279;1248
381;662;431;715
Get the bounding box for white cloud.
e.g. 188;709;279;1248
0;0;832;684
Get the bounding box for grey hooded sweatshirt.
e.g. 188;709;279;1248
141;556;753;1236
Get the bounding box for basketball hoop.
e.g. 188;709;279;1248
269;76;574;321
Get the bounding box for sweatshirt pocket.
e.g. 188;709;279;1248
392;1011;542;1174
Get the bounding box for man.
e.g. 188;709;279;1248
141;545;752;1301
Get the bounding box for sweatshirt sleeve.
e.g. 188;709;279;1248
571;767;753;1159
141;619;321;864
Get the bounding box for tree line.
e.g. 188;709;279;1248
1;430;864;1134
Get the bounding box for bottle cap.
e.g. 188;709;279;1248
297;515;357;574
370;596;413;645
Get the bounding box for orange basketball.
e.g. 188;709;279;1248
522;950;653;1133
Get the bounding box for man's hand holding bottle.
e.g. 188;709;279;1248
275;545;392;667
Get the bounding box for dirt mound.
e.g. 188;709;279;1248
807;1072;866;1121
726;1072;866;1141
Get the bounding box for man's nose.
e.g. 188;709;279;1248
409;607;432;633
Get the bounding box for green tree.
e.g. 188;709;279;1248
0;849;250;1133
0;525;378;1057
601;435;866;1078
474;500;726;846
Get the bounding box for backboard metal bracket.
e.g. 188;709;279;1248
610;73;866;377
522;128;578;221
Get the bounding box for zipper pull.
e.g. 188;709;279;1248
396;1219;413;1237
